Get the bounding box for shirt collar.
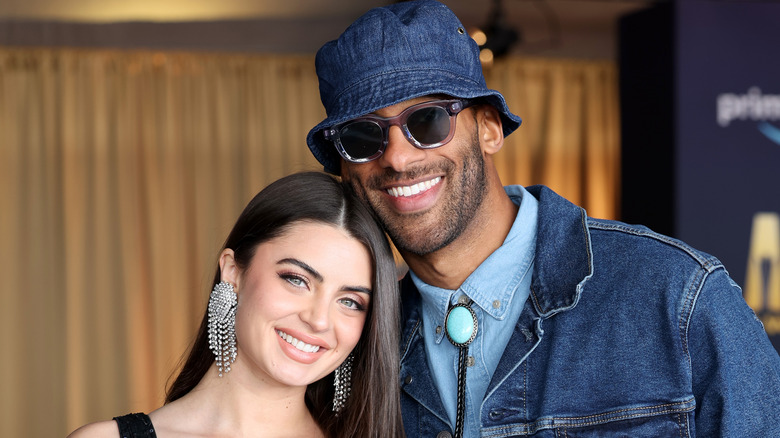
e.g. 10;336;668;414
413;185;538;329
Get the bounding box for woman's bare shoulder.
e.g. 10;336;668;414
66;419;119;438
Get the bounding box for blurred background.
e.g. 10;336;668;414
1;0;778;436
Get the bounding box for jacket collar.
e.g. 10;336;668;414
525;185;593;317
399;185;592;332
398;185;594;420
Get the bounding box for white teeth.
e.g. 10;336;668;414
277;330;320;353
386;176;441;198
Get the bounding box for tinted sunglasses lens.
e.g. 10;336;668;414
406;106;451;146
339;121;383;160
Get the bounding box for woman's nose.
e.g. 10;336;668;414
300;297;331;333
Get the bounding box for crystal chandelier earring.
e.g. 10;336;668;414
207;281;238;376
332;352;354;413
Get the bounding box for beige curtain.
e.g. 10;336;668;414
488;58;620;219
0;47;619;437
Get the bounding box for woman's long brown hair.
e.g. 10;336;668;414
165;171;404;437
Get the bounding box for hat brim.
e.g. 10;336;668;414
307;67;522;174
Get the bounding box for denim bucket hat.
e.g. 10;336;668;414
306;0;522;174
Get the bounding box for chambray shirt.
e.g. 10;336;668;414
411;185;538;437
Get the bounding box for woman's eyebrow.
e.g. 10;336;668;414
278;257;372;295
343;285;372;296
277;258;323;282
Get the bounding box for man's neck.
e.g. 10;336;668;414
401;184;519;290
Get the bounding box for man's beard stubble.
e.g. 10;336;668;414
348;132;488;256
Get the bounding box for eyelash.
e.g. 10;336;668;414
339;297;366;311
280;272;309;288
279;272;367;311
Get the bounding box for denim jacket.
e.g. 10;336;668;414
399;185;780;437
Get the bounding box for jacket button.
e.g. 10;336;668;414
489;409;504;420
403;375;413;385
436;431;453;438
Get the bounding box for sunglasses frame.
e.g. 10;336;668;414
323;99;473;163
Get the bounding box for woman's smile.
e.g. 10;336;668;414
231;221;371;385
276;329;322;353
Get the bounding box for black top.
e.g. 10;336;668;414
113;413;157;438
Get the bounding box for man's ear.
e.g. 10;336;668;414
476;106;505;156
219;248;240;292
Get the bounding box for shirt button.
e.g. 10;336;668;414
457;295;469;304
493;300;501;309
436;326;442;334
404;375;413;385
436;431;453;438
467;356;475;367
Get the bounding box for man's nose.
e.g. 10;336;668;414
377;125;426;172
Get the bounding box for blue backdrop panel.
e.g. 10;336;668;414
676;0;780;350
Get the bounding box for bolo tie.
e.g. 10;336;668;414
444;299;478;438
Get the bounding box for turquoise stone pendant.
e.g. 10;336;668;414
444;301;477;438
445;303;478;347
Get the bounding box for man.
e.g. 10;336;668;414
306;1;780;437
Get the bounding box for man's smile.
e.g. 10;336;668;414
385;176;442;198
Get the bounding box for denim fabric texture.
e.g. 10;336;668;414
399;185;780;437
306;0;522;174
414;185;537;437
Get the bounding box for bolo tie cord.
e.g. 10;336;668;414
454;345;468;436
444;300;478;438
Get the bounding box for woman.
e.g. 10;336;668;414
69;172;404;438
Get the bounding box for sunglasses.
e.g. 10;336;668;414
323;99;473;163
